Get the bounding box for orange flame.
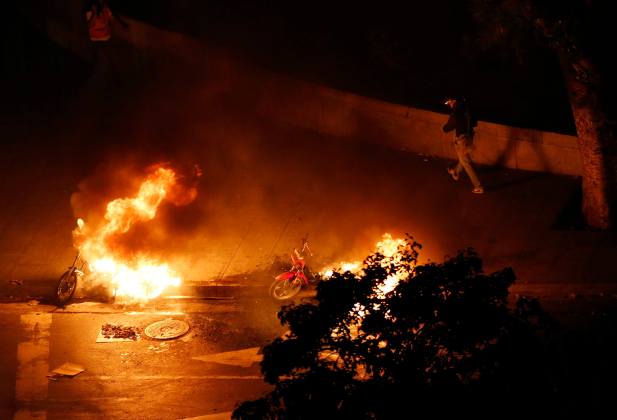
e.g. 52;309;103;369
321;233;409;296
375;233;407;296
73;165;196;302
324;234;411;350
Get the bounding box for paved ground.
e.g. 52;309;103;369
1;297;284;419
1;289;617;419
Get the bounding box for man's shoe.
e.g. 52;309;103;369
447;167;459;181
472;186;484;194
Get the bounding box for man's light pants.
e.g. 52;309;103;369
453;135;482;188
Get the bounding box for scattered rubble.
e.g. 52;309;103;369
96;323;140;342
148;342;170;353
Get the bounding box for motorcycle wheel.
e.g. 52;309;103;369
269;277;303;301
56;270;77;305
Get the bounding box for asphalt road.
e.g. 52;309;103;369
2;285;617;419
0;296;285;419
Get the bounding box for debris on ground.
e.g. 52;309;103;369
144;318;190;340
47;362;85;380
96;323;140;342
28;299;39;306
148;342;170;353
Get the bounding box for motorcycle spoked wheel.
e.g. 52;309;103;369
56;270;77;305
269;276;303;300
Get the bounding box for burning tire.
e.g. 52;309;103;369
55;270;77;305
269;277;303;301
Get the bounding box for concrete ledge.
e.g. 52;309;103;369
249;70;581;175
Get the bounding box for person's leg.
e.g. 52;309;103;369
447;136;463;180
454;139;482;189
453;137;466;176
454;159;464;176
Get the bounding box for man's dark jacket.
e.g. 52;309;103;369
442;103;477;138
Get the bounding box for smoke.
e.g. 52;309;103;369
69;48;442;286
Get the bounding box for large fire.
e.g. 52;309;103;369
321;233;408;296
321;233;412;374
374;233;408;296
73;165;197;302
321;233;410;327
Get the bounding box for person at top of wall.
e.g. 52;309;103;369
442;96;483;194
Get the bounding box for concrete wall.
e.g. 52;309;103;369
253;77;582;175
25;1;582;176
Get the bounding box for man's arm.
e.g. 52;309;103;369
442;115;455;133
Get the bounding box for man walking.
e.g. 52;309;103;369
442;97;484;194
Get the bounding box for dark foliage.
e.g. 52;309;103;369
233;236;559;419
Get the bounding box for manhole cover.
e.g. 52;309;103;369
144;319;190;340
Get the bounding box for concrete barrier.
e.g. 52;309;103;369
252;77;581;175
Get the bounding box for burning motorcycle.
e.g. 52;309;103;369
55;252;87;305
269;238;319;301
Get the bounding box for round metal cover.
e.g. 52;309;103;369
144;319;190;340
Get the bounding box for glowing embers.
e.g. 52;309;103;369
73;165;197;302
320;262;362;279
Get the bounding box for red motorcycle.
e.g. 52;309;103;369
269;238;317;300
